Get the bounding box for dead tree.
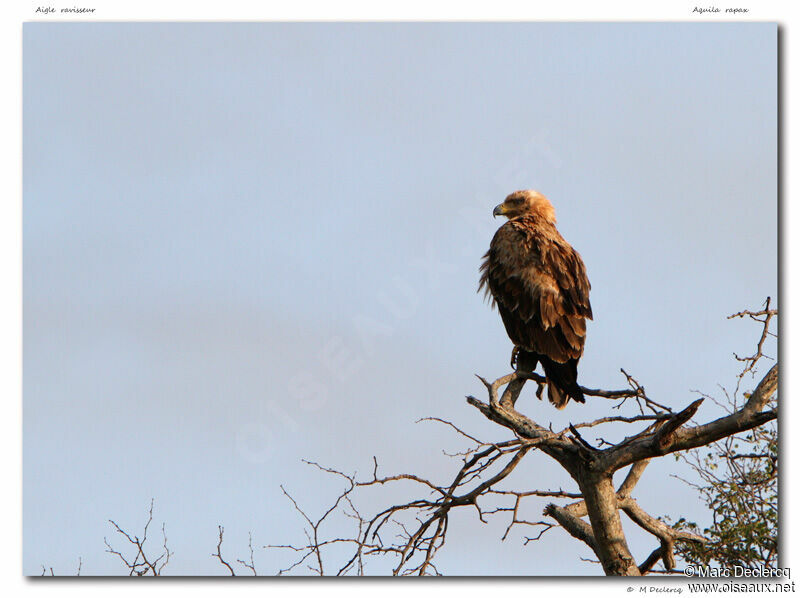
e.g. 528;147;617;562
271;300;777;576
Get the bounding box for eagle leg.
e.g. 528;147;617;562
511;347;539;373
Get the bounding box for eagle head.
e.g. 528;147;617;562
493;190;556;224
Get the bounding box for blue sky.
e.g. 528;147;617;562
23;22;776;575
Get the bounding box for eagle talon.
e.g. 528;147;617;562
510;346;520;370
535;382;545;401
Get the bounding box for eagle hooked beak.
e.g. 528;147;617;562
493;203;506;218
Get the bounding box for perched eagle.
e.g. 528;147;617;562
479;190;592;409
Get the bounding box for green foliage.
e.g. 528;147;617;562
666;300;779;570
669;420;777;569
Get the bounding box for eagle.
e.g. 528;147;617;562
479;190;592;409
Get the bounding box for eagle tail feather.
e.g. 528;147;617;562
540;356;585;408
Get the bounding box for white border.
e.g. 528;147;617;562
4;2;795;597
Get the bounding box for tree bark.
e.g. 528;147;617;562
576;472;641;576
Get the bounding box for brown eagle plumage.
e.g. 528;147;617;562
479;190;592;409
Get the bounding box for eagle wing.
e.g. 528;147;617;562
479;218;592;363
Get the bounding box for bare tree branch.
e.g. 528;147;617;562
262;300;777;577
103;499;171;576
213;526;236;576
